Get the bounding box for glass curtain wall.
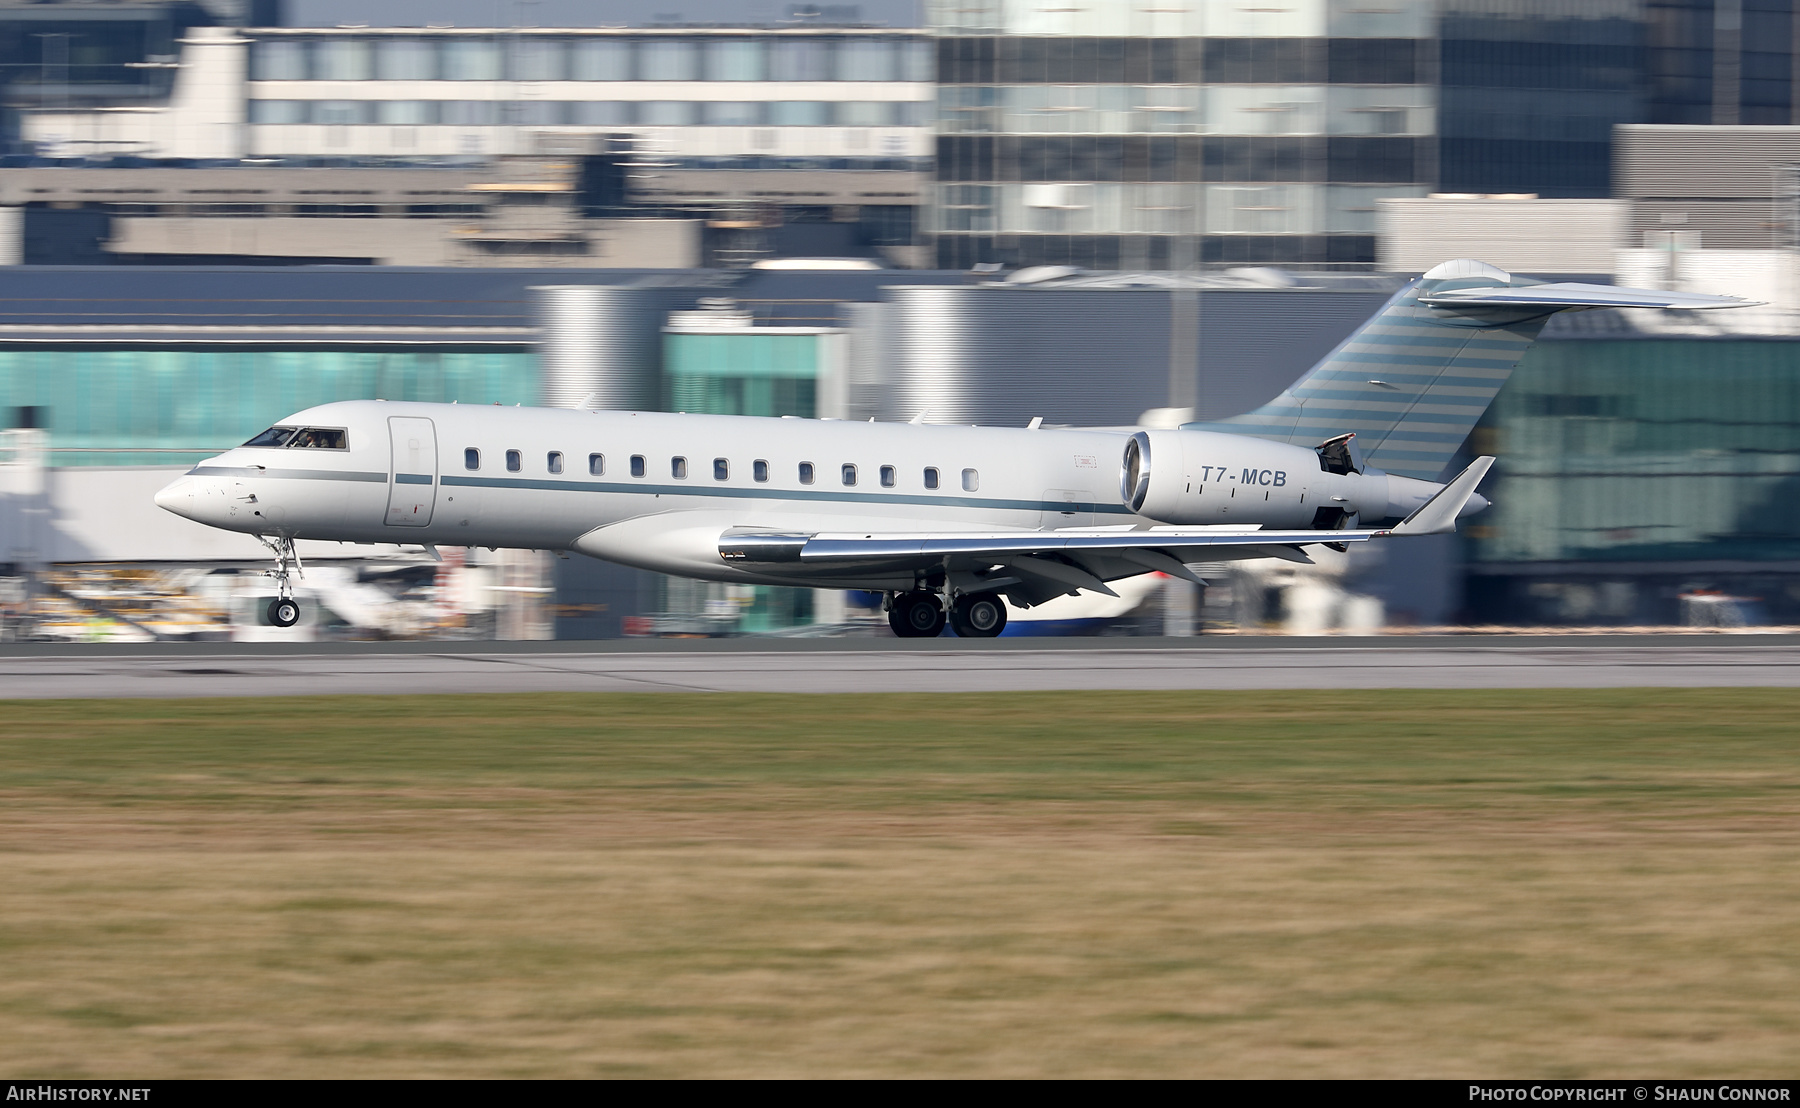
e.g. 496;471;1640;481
1436;1;1645;197
0;346;534;466
1646;0;1795;126
660;331;821;631
1472;338;1800;566
662;332;819;417
930;5;1436;268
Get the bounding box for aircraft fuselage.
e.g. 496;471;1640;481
155;399;1438;591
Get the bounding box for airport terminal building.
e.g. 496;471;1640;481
7;260;1800;636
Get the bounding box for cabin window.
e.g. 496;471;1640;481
289;428;347;450
588;453;604;476
799;461;815;485
753;459;769;483
842;463;857;487
880;464;896;488
547;451;564;475
962;468;979;492
630;454;646;477
244;426;296;448
506;449;522;473
464;448;480;471
714;458;729;481
672;456;688;479
923;466;939;490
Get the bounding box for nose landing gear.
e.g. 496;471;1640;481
260;534;303;628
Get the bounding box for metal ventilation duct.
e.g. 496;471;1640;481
881;286;1170;427
535;285;675;411
879;285;1390;428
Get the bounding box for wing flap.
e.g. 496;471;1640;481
720;525;1381;567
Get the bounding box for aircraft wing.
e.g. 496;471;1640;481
723;524;1379;565
1419;282;1758;311
720;459;1493;597
720;524;1377;598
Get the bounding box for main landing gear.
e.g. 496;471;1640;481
886;590;1009;639
887;591;945;637
948;592;1008;638
260;534;303;628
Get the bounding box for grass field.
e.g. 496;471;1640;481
1;689;1797;1078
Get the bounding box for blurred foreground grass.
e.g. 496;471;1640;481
1;689;1797;1077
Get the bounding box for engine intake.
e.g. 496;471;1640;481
1120;431;1152;512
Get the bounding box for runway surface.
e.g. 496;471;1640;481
1;636;1799;697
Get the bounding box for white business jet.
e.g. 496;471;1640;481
155;261;1751;637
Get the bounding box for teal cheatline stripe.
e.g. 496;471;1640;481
1191;278;1553;479
395;473;433;485
440;473;1138;516
189;465;388;483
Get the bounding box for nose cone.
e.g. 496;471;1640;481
1458;492;1492;518
155;475;198;520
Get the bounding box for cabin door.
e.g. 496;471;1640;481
386;416;437;527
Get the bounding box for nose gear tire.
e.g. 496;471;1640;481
888;591;945;638
949;593;1008;638
268;598;301;628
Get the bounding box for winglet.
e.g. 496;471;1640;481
1390;456;1496;536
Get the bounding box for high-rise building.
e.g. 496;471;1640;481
10;24;935;267
929;0;1800;269
1435;0;1645;198
927;1;1437;269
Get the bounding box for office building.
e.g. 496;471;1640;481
20;25;933;164
9;23;933;266
927;1;1436;269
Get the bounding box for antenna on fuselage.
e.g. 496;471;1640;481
909;410;929;425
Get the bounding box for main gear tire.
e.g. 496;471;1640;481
948;593;1008;638
887;591;945;638
268;597;301;628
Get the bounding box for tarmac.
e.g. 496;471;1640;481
1;634;1798;697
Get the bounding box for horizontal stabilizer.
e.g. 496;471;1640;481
1391;456;1495;536
1420;282;1758;312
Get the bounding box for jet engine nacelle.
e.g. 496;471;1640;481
1119;429;1466;526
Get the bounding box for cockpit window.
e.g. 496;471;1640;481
289;428;347;450
244;426;296;448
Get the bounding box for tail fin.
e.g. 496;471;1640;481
1188;259;1754;480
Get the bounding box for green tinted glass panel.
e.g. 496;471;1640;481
663;332;820;417
1471;340;1800;564
0;346;535;466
